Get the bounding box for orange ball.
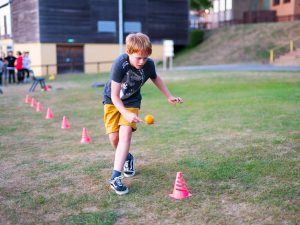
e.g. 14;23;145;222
144;114;155;125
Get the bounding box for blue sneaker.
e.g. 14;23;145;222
124;155;135;177
109;176;128;195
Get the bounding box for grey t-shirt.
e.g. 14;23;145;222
102;54;157;108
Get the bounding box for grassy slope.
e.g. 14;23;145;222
0;71;299;224
174;21;300;66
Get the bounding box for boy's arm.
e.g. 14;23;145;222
151;75;183;105
111;80;143;123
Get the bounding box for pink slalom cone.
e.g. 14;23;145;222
80;128;92;144
36;102;43;112
25;95;31;104
169;172;192;200
30;98;37;108
61;116;70;129
45;107;54;119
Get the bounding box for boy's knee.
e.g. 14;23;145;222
109;132;119;147
119;126;133;141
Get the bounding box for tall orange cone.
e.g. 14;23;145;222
30;98;37;108
45;107;54;119
25;95;31;104
80;127;92;144
36;102;43;112
169;172;192;200
61;116;70;129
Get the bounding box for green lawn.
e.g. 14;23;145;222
0;71;299;225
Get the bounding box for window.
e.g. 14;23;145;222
226;0;232;10
283;0;290;3
273;0;280;6
124;22;141;33
220;0;225;11
97;21;116;33
213;0;219;13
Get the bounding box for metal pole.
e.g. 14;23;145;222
118;0;123;55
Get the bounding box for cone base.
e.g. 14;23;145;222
81;139;92;144
169;192;192;200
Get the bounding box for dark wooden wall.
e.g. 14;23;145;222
148;0;189;45
38;0;90;43
12;0;189;45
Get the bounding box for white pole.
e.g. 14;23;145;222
118;0;123;55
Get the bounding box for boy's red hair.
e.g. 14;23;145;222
126;33;152;55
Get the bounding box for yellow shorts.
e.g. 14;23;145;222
103;104;139;134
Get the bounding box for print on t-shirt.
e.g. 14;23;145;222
120;61;144;100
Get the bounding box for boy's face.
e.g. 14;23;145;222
128;51;149;70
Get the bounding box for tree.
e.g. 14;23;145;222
190;0;212;10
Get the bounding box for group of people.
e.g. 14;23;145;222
0;51;31;93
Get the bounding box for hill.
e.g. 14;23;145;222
174;21;300;66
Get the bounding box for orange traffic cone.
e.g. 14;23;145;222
30;98;37;108
25;95;31;104
61;116;70;129
81;127;92;144
36;102;43;112
45;107;54;119
169;172;192;200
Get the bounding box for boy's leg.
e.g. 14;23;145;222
109;125;132;195
12;70;16;83
109;132;119;150
8;70;11;84
113;125;132;172
4;70;7;86
109;130;135;177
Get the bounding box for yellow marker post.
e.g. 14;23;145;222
269;49;274;63
290;40;294;53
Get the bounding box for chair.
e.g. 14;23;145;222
29;70;46;92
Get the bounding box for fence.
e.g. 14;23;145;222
202;13;300;30
30;61;113;76
269;37;300;63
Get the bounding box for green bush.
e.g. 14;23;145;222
188;29;205;48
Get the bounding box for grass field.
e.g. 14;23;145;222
0;70;299;225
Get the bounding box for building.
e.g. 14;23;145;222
0;0;189;75
270;0;300;21
205;0;300;29
0;0;12;55
206;0;275;28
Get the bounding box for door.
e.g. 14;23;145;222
57;45;84;74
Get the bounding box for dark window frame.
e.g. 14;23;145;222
273;0;280;6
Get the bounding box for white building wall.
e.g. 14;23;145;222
0;0;12;36
0;0;13;55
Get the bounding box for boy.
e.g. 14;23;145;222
5;51;16;84
102;33;183;195
22;51;31;83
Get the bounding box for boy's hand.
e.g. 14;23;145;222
124;111;143;123
168;96;183;105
